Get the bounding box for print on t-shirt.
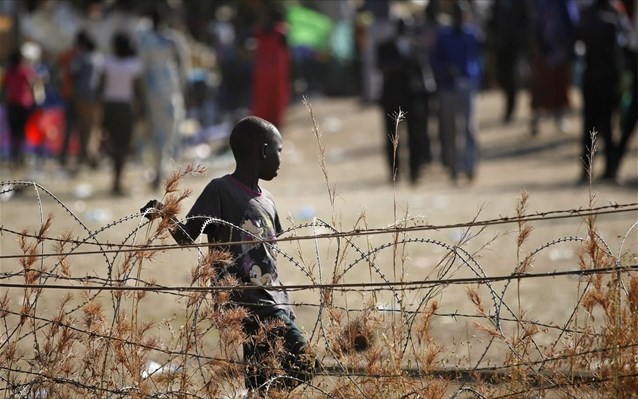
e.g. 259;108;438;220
239;207;278;286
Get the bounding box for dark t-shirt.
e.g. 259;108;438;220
177;174;292;317
579;6;622;86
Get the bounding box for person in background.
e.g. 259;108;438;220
357;0;392;105
577;0;625;184
377;18;430;184
412;0;441;174
138;9;187;190
70;30;102;169
57;31;83;168
250;4;290;128
486;0;530;124
99;31;143;196
2;48;36;169
431;0;481;183
608;0;637;182
209;5;252;127
2;48;36;167
528;0;579;136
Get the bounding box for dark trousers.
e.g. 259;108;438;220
6;103;31;166
103;101;134;191
581;80;617;178
242;309;316;392
73;97;98;165
495;48;519;122
58;99;75;165
610;56;638;178
382;96;430;182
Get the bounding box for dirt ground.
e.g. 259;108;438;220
1;89;637;372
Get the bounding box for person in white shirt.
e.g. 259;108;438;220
137;10;187;191
99;31;143;196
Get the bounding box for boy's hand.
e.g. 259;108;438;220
140;200;164;220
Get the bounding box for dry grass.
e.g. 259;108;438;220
1;117;637;399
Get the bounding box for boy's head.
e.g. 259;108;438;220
230;116;282;181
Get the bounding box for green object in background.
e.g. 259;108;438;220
286;5;332;50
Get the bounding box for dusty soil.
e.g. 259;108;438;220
1;89;637;370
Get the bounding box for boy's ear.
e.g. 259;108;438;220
260;143;269;159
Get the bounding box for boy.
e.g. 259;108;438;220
141;116;317;393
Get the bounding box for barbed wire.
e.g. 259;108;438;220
1;264;636;292
2;179;637;398
3;341;637;384
3;347;638;398
0;200;636;260
491;371;638;399
0;302;609;359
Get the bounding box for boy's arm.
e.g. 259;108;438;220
274;210;283;236
140;200;193;245
141;180;219;246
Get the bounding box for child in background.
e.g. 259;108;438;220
99;31;143;196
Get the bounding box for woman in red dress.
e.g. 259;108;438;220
251;6;290;128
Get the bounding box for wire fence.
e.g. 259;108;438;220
1;179;637;398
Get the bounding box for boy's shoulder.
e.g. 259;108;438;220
202;174;231;191
201;175;276;202
260;187;276;204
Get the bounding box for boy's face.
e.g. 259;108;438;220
259;131;283;181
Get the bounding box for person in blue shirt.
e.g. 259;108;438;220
70;31;101;169
431;0;481;182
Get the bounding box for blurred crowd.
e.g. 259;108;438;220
0;0;636;195
367;0;636;185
